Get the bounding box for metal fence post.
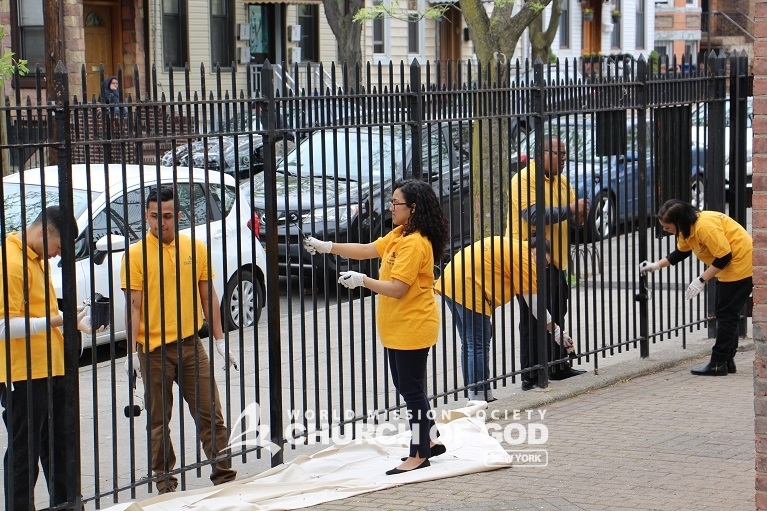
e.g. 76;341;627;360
408;59;423;181
53;60;83;510
706;51;727;339
260;61;285;467
636;56;650;358
729;50;751;337
531;57;549;388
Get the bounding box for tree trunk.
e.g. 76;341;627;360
529;0;563;64
458;0;554;239
323;0;365;90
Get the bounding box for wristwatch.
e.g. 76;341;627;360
699;276;705;283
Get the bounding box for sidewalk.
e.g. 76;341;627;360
307;343;756;511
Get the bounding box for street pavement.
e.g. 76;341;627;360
305;343;756;511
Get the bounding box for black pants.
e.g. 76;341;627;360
1;376;68;511
518;264;570;382
712;277;753;363
387;347;437;458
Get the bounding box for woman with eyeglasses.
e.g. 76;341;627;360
303;179;450;475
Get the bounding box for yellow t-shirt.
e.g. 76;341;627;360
435;237;539;316
505;160;575;270
677;211;752;282
0;233;64;382
120;233;213;352
373;226;439;350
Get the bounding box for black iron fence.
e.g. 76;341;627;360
0;51;751;509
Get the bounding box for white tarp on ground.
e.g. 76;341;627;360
105;401;511;511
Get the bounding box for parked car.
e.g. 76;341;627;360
243;123;474;284
161;108;295;179
513;116;698;241
689;97;753;208
2;164;267;350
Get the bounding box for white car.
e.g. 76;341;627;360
690;97;753;188
2;164;267;350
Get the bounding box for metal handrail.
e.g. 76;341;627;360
704;11;755;50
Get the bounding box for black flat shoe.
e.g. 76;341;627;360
691;361;728;376
386;458;430;475
728;359;737;374
401;443;446;461
548;368;586;381
521;380;538;391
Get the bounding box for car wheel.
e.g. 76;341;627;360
222;269;262;331
690;174;705;210
588;191;617;241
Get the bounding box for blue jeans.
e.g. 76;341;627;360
443;296;493;396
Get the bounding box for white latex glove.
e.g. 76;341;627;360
553;325;576;354
216;339;239;371
338;271;365;289
125;352;141;380
685;276;706;300
639;260;660;275
303;236;332;255
76;306;105;335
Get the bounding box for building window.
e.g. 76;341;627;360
210;0;234;68
611;0;621;49
407;0;424;59
372;0;391;61
684;41;698;66
298;5;319;62
635;0;645;49
559;0;569;49
10;0;45;74
163;0;188;69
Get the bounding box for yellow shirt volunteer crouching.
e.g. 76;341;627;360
120;232;212;352
373;226;439;350
677;211;752;282
436;237;539;316
0;234;65;382
505;160;575;270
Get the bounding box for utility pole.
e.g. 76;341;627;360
43;0;64;164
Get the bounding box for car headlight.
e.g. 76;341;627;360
313;205;358;224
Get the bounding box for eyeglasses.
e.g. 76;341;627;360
389;200;410;208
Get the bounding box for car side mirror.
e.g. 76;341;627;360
96;234;128;253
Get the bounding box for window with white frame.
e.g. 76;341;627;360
372;0;391;62
635;0;645;49
210;0;234;68
559;0;570;49
407;0;425;60
684;41;698;66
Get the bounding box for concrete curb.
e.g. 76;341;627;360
489;338;755;418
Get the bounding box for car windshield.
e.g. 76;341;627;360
281;127;405;182
217;112;259;133
518;120;649;162
691;98;753;128
2;184;93;236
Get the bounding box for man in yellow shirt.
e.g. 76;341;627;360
640;199;753;376
507;135;588;388
436;237;575;400
121;186;238;494
0;206;95;509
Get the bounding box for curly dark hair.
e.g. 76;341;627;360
656;199;699;239
395;179;450;261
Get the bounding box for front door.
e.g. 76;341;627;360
84;5;114;100
439;6;462;84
